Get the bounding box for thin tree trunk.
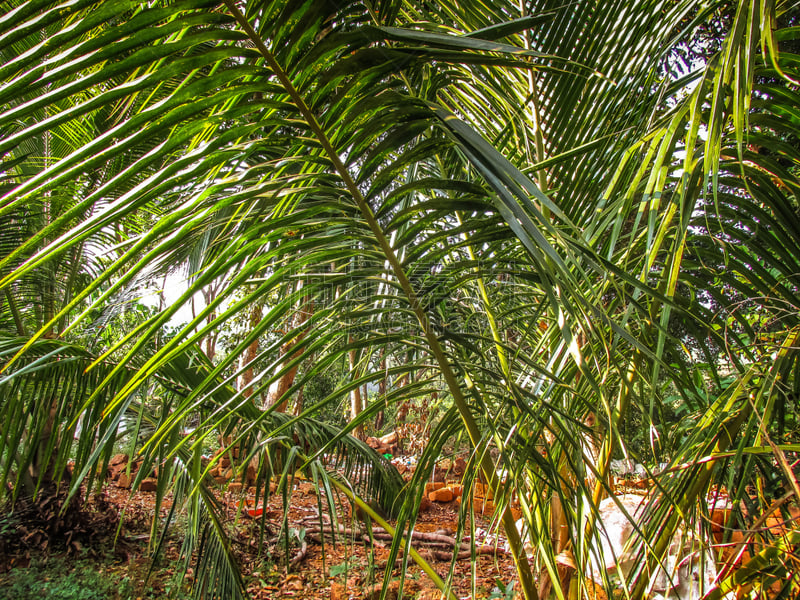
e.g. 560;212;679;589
349;340;364;438
202;283;220;361
4;288;25;336
375;353;386;431
267;295;314;412
293;385;304;416
239;303;263;398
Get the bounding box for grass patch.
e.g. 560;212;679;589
0;554;192;600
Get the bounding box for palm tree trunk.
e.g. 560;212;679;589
25;395;60;495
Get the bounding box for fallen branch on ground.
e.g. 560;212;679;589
302;524;506;560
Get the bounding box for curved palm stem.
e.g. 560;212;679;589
219;3;539;596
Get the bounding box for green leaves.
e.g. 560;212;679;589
2;1;800;599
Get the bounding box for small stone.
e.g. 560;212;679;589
116;474;131;489
379;431;398;446
140;478;158;492
424;481;445;494
109;453;128;467
473;482;493;499
365;580;400;600
330;582;346;600
429;487;454;503
108;463;127;481
296;481;316;495
228;482;243;494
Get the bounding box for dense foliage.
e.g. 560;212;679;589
1;1;799;598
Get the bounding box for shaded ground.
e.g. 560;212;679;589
0;479;518;600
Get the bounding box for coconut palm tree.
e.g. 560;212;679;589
1;0;799;598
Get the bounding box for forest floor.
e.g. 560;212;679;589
0;472;520;600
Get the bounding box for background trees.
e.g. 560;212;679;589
1;0;799;598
